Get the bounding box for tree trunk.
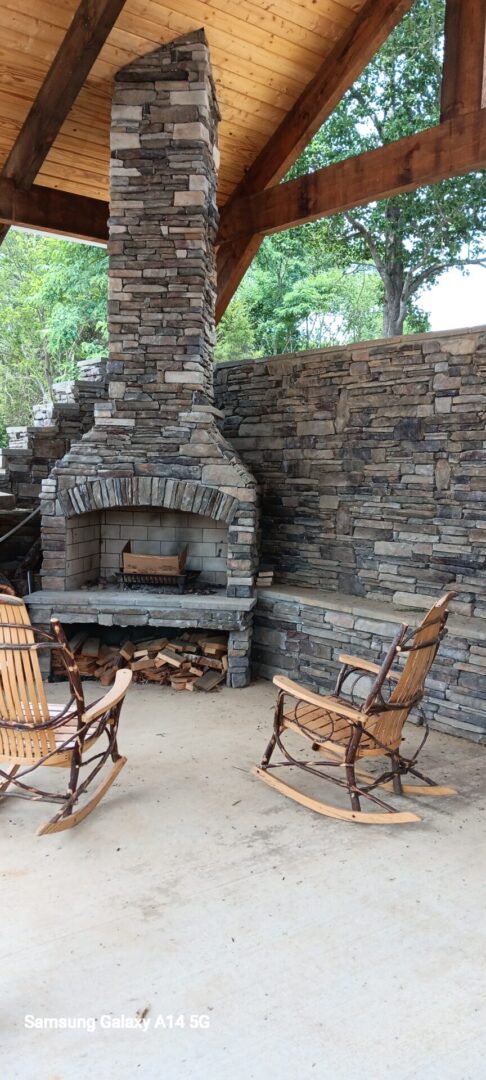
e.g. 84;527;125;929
383;296;405;336
381;202;407;337
383;276;407;337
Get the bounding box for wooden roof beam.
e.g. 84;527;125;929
218;108;486;243
441;0;486;121
0;180;108;245
0;0;125;248
216;0;417;320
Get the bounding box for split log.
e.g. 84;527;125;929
81;637;100;657
119;640;135;662
192;670;226;692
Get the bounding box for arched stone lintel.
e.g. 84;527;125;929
56;477;239;525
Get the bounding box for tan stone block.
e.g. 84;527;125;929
110;132;140;150
169;91;208;105
189;174;209;192
173;122;209;142
164;370;204;385
174;190;206;206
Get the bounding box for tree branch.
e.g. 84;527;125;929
348;87;386;142
344;212;387;279
405;256;486;299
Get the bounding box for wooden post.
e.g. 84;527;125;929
440;0;486;121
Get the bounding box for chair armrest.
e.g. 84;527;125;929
338;654;401;682
82;669;133;724
272;675;366;723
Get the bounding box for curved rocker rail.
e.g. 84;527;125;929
253;767;420;824
37;756;127;835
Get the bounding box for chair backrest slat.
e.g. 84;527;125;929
0;597;56;761
364;592;454;752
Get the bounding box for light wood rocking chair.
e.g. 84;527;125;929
254;592;457;824
0;596;131;835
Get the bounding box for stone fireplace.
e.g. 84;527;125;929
28;30;258;686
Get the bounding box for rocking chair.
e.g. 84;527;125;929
0;596;131;835
254;592;457;824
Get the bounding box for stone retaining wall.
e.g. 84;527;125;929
215;327;486;619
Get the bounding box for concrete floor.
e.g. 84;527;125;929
2;679;485;1080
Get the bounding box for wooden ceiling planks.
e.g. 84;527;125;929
0;0;364;206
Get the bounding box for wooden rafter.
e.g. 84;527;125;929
0;0;126;246
218;109;486;243
216;0;417;320
441;0;486;121
0;179;108;244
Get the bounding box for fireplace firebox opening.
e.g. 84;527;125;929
65;507;228;591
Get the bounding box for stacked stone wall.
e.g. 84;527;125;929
1;359;107;505
215;328;486;618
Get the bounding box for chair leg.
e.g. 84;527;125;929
344;727;363;813
260;693;283;769
37;757;127;835
357;755;457;797
109;707;124;763
0;765;19;797
391;754;404;795
394;760;457;796
38;715;127;836
261;730;277;768
65;735;84;817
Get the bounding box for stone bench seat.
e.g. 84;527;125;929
254;585;486;743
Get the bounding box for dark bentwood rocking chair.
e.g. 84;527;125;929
254;593;457;824
0;596;131;835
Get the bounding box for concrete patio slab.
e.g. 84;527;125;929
1;679;485;1080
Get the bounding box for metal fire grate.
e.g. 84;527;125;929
120;570;201;594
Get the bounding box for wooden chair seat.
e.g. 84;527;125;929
282;700;375;755
48;704;100;766
50;703;99;753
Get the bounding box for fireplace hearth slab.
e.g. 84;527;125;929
24;589;255;631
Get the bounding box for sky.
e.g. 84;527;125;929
421;264;486;332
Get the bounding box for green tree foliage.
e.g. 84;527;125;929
219;0;486;353
217;228;429;361
214;296;257;361
0;229;108;436
288;0;486;337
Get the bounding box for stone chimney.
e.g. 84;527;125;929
40;31;258;599
108;27;220;434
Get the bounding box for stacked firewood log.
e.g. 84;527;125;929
51;630;228;692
